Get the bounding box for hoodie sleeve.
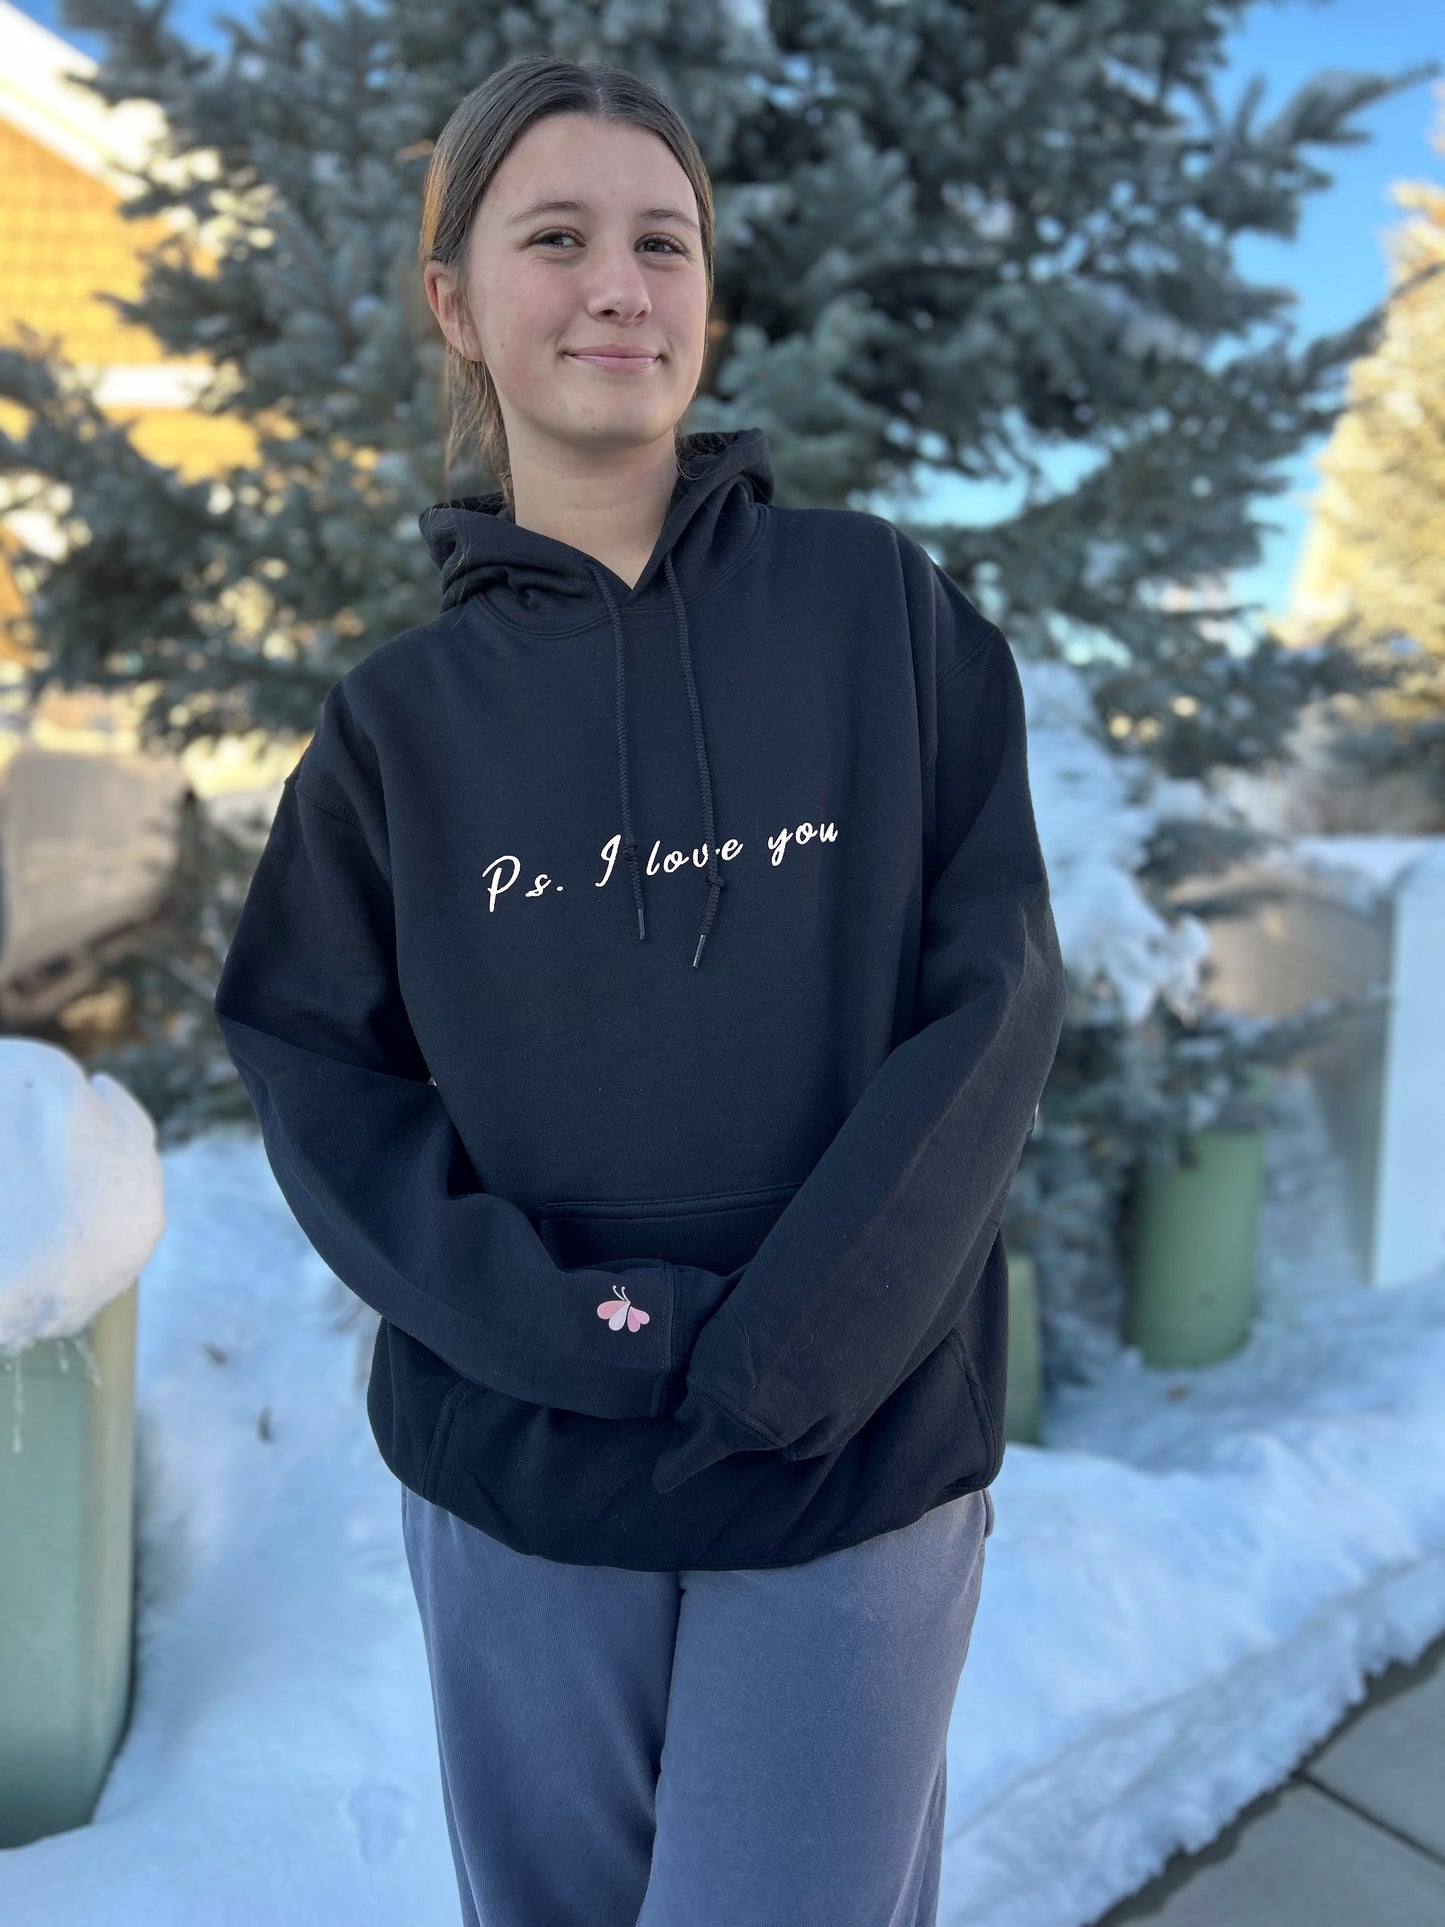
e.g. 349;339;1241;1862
213;681;739;1425
651;538;1067;1492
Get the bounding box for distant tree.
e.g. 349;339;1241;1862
1278;84;1445;817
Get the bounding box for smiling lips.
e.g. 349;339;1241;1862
565;348;659;372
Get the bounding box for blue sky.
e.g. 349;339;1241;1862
1218;1;1441;618
17;0;1444;622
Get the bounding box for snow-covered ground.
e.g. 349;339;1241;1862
941;1067;1445;1927
0;1068;1441;1927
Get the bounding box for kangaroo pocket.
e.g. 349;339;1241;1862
537;1178;804;1274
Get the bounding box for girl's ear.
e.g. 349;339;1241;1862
423;260;483;361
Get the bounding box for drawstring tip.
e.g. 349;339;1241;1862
692;877;724;968
621;837;646;941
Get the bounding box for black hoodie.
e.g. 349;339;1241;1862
214;426;1066;1571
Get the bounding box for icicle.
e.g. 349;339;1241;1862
66;1331;103;1389
5;1349;22;1454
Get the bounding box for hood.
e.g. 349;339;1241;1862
417;428;774;970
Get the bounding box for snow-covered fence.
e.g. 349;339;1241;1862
1174;837;1445;1292
0;1039;164;1847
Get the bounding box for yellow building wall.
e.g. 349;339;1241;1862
0;114;258;661
0;115;188;364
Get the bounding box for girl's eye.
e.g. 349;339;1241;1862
532;230;685;256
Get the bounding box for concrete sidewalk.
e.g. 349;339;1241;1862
1096;1624;1445;1926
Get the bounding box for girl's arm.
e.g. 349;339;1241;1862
652;547;1066;1491
214;689;737;1425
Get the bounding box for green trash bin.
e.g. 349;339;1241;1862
0;1278;139;1848
1003;1246;1042;1445
1124;1070;1269;1370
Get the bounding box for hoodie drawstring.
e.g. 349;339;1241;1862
585;553;726;969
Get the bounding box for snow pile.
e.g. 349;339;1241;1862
0;1123;459;1923
942;1068;1445;1925
1258;833;1445;911
0;1038;165;1354
1018;657;1214;1021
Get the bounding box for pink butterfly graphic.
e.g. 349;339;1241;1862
596;1282;651;1333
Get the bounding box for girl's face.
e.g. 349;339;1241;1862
425;112;709;465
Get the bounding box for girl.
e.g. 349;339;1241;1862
215;52;1065;1927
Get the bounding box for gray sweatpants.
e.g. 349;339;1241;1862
401;1480;994;1927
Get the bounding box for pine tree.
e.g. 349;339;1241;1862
1;0;1430;1380
1277;87;1445;819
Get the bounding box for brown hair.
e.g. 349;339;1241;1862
417;55;717;509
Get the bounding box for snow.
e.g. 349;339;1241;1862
941;1069;1445;1926
1;1122;455;1921
1259;833;1445;909
0;1039;165;1355
1020;657;1215;1023
1;1071;1442;1925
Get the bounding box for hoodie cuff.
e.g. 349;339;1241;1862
651;1384;784;1494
